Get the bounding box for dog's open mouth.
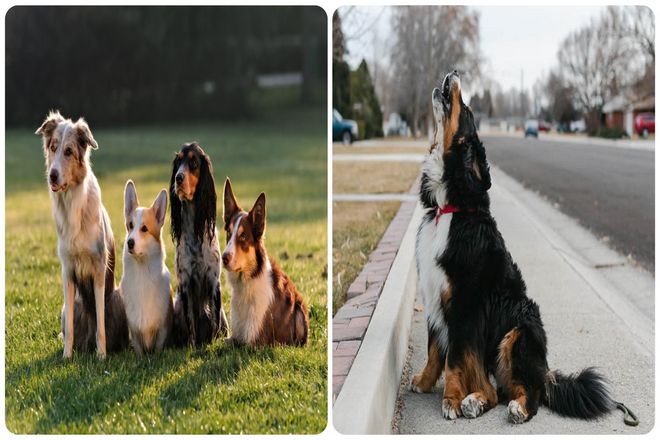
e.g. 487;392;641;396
50;182;67;192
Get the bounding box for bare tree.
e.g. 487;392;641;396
558;13;628;133
389;6;481;137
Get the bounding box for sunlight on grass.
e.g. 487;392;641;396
5;107;327;434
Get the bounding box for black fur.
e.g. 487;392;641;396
424;74;613;422
169;142;228;348
170;142;217;245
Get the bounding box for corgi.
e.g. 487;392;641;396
221;178;308;346
121;180;173;355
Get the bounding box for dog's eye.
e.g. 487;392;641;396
189;159;197;170
239;233;246;241
64;147;73;157
128;222;133;230
50;142;57;152
141;225;148;233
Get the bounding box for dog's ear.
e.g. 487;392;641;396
74;118;98;150
249;193;266;240
35;111;64;140
462;139;491;193
223;177;240;226
193;149;217;243
124;180;139;220
152;189;168;227
169;151;183;243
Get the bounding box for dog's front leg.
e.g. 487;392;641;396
62;269;75;359
94;275;107;359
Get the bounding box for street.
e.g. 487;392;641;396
482;134;655;271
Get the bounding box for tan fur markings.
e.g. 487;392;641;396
140;208;162;242
441;283;452;307
496;327;520;398
442;81;462;153
412;337;442;392
443;350;498;414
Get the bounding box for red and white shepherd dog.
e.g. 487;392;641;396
222;178;309;346
412;71;617;423
36;111;128;359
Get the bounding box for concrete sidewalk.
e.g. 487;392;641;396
394;166;654;434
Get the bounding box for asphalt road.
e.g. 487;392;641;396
481;135;655;271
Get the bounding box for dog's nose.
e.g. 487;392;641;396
175;173;184;185
49;169;59;184
222;252;231;266
127;238;134;250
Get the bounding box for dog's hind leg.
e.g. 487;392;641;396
61;269;75;359
412;324;444;393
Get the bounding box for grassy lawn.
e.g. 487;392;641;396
332;201;400;313
333;161;421;195
5;104;327;434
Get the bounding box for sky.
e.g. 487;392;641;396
341;5;605;92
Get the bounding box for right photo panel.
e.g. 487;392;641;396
332;5;654;435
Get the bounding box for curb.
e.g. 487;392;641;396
333;202;423;434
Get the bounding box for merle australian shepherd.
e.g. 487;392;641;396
411;71;616;423
170;142;229;347
36;111;128;358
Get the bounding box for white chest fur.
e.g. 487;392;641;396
228;260;274;344
121;254;171;335
416;150;450;351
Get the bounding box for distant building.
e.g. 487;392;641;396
602;94;655;136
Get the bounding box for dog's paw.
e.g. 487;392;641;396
411;373;433;393
62;348;73;360
442;398;462;420
507;400;528;424
461;393;485;419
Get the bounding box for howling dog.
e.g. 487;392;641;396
36;111;128;359
121;180;174;355
412;71;624;423
222;178;308;346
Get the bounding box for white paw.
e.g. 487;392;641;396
507;400;527;424
442;399;461;420
411;383;423;393
461;393;485;418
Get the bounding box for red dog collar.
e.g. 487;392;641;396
435;204;475;225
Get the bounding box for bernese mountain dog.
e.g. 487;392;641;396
411;70;616;423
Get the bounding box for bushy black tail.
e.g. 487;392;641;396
543;367;614;419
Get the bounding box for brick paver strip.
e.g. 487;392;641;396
332;174;420;403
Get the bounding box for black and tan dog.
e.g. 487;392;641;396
170;142;229;347
412;71;615;423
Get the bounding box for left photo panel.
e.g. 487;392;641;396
5;6;327;434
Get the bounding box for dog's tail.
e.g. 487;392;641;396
543;367;614;419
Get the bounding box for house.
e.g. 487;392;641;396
602;94;655;136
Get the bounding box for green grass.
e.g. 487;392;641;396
332;201;399;313
5;104;328;434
